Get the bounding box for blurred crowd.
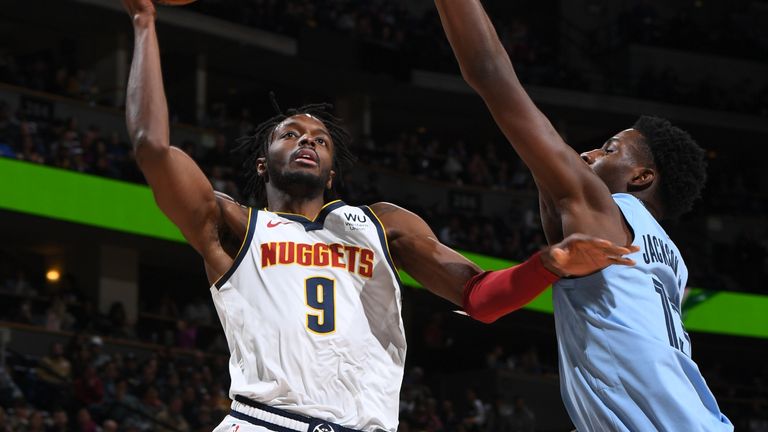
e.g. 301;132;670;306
1;297;766;431
0;336;547;432
184;0;768;115
608;0;768;62
0;338;232;432
1;1;767;116
0;47;103;106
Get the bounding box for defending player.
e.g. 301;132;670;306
434;1;732;431
122;1;638;431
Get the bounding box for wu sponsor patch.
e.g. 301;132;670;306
342;212;369;232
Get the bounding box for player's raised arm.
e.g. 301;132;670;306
434;1;616;223
371;203;638;323
123;0;233;278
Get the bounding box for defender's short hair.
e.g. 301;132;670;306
632;115;707;220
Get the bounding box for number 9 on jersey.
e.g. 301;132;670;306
305;277;336;334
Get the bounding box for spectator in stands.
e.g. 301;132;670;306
183;296;213;327
44;298;75;332
203;134;232;172
137;358;159;391
494;161;514;190
180;385;198;423
191;403;216;431
88;337;112;370
510;396;535;432
76;408;99;432
486;397;514;432
412;398;443;432
156;395;190;432
7;400;31;431
34;342;71;407
17;119;46;163
102;379;141;426
105;302;134;339
747;398;768;432
466;153;493;186
486;345;505;370
138;385;165;421
152;292;179;319
443;147;464;183
37;343;72;385
0;48;22;84
440;399;460;432
0;101;20;152
73;365;105;407
463;388;487;431
208;165;240;201
479;222;502;255
26;410;46;432
72;299;101;333
0;365;23;406
158;370;181;402
438;216;464;247
0;406;8;432
2;270;36;296
48;408;69;432
101;419;119;432
208;385;231;419
517;347;543;376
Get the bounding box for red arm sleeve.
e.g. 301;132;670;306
462;251;559;323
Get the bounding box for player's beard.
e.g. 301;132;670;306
267;163;331;200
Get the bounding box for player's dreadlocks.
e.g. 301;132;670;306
632;115;707;220
234;95;356;205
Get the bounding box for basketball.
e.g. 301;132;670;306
155;0;197;5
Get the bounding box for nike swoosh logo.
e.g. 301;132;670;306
266;220;290;228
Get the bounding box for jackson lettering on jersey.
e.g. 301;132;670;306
552;193;732;431
640;233;680;277
210;201;406;432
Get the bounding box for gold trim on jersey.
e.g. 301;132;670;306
365;206;399;272
265;199;342;221
213;207;254;288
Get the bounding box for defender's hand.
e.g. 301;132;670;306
122;0;156;21
541;234;639;277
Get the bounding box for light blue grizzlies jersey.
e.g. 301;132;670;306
553;194;732;431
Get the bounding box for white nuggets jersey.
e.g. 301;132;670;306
553;194;732;431
210;201;406;432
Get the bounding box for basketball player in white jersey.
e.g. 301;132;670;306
436;1;731;430
122;1;638;431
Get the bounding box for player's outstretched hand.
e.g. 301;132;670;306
122;0;156;20
541;233;640;277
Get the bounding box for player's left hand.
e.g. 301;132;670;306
541;233;640;277
121;0;156;19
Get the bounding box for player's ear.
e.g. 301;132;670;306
326;169;336;190
256;157;268;180
628;167;655;191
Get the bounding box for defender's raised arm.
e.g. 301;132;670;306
434;0;625;244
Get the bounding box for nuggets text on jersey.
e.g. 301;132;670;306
260;241;375;278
